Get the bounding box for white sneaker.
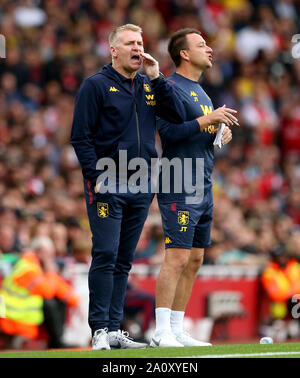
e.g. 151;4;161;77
108;330;148;349
92;328;110;350
175;331;212;347
150;331;184;348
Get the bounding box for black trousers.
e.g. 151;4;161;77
43;298;66;348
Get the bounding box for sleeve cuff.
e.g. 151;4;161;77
185;119;201;137
150;72;165;83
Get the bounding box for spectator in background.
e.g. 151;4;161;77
235;11;277;63
241;79;278;146
261;245;300;323
0;224;20;255
286;230;300;260
61;238;92;348
51;222;69;259
0;236;80;349
285;188;300;225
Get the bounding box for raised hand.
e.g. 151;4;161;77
197;105;239;130
208;105;239;127
140;52;160;81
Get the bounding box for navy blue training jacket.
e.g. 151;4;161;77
70;64;185;187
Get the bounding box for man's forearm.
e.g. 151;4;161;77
196;114;213;132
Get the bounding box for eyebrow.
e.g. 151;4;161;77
125;40;143;44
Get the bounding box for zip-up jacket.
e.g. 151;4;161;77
70;64;185;187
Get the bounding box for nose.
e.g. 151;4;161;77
133;42;143;53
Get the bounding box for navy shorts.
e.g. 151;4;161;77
158;192;213;250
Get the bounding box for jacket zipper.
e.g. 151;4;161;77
134;101;141;157
132;78;141;158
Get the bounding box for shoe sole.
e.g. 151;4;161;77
92;347;110;350
180;343;212;347
150;340;183;348
110;341;148;349
110;345;148;349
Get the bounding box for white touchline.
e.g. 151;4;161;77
185;351;300;358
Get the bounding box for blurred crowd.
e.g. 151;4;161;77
0;0;300;346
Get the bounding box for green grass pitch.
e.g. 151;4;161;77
0;342;300;358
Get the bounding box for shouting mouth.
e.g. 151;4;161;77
131;54;141;64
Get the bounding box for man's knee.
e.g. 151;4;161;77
90;247;117;271
186;248;204;273
164;248;191;273
115;258;132;275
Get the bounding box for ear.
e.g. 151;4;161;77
180;49;189;62
110;45;117;59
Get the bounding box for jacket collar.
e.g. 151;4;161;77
101;63;142;85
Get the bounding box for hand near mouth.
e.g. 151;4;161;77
140;52;160;81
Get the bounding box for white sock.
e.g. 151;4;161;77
171;310;185;336
154;307;172;335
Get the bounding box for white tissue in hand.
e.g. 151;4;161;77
213;123;225;149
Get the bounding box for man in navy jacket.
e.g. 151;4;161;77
70;24;186;350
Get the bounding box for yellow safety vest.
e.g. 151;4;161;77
0;258;44;325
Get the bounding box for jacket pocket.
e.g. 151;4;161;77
115;140;139;162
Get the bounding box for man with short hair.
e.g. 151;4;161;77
150;28;238;348
70;24;186;350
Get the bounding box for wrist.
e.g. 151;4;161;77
196;115;211;131
150;72;164;82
